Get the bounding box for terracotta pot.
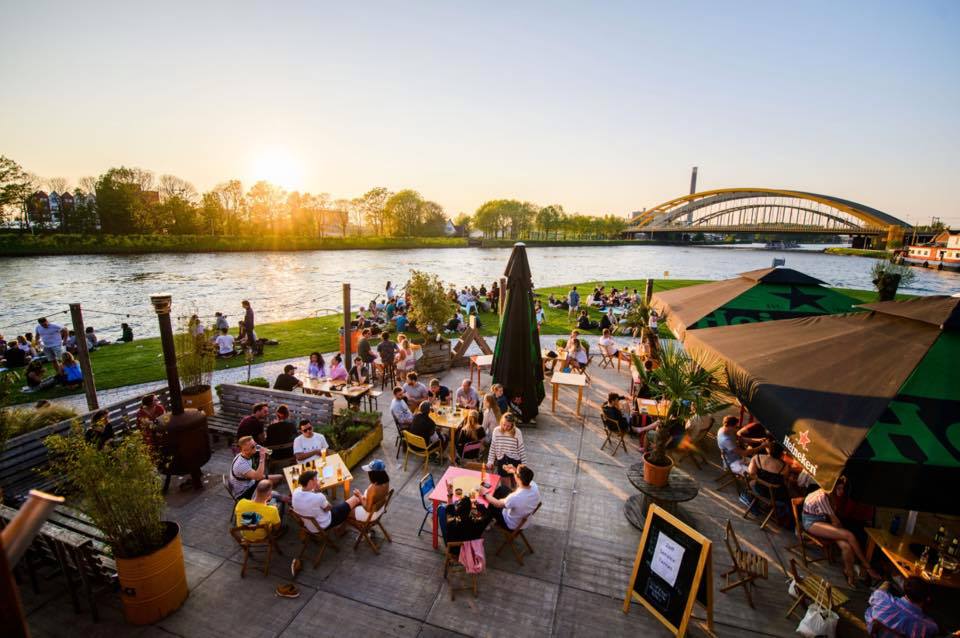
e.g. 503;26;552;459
643;453;673;487
116;521;188;625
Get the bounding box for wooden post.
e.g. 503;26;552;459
342;283;352;365
68;303;99;411
644;278;654;304
499;277;506;317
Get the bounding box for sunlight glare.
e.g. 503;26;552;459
249;148;303;190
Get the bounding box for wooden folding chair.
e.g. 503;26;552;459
229;523;282;577
222;474;241;523
351;488;394;554
599;413;628;456
715;457;747;494
787;497;836;566
443;541;480;600
785;558;848;620
720;520;768;608
401;430;442;474
288;508;339;571
742;476;782;530
494;501;541;565
597;345;616;369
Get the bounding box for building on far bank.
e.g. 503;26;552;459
24;190;98;231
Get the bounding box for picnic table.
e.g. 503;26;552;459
549;371;588;416
301;378;375;409
624;464;699;529
426;466;501;549
864;527;960;589
283;453;353;501
469;354;494;387
432;406;467;463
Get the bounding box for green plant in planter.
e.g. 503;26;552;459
321;409;380;450
621;300;666;339
405;270;455;341
239;377;270;388
43;422;166;558
871;259;915;302
631;343;729;467
175;313;215;393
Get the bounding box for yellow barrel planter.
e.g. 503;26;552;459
116;522;189;625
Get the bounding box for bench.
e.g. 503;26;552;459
0;388;171;505
1;502;117;621
208;383;335;443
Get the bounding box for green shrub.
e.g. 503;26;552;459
239;377;270;388
1;405;79;439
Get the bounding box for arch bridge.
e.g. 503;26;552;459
626;188;910;245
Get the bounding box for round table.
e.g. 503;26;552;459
624;463;699;530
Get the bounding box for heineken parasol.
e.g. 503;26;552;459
685;296;960;514
491;243;545;422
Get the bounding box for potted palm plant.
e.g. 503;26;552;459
632;342;729;486
44;423;188;625
176;314;215;415
405;269;455;373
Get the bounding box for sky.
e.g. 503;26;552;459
1;1;958;225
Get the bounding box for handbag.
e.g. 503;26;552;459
795;578;838;638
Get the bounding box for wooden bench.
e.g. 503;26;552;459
1;503;117;621
209;383;335;443
0;388;171;505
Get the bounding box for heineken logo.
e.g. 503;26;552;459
797;430;811;451
783;433;819;478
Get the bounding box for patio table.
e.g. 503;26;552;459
549;371;588;416
624;463;699;529
301;378;375;409
470;354;494;387
427;466;501;549
283;454;353;501
432;406;467;463
864;527;960;589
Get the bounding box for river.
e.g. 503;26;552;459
1;244;957;340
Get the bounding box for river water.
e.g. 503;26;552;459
1;244;957;339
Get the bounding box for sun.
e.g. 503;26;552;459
249;148;303;190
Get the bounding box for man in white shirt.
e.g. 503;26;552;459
291;470;357;533
214;328;235;357
35;317;64;363
454;379;480;410
597;328;619;358
390;386;414;428
293;419;329;464
485;464;541;530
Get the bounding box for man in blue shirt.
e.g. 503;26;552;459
865;578;938;638
567;286;580;319
395;310;409;333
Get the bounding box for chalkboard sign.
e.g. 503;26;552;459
622;505;714;637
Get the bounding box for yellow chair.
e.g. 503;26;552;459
401;430;442;474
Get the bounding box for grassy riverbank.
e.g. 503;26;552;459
823;247;891;258
479;239;739;248
0;233;467;256
3;278;892;407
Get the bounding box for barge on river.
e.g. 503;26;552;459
897;229;960;272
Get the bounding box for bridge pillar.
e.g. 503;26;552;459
886;225;905;248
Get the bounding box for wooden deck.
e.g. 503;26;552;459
19;360;884;637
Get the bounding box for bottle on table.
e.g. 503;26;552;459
336;466;343;482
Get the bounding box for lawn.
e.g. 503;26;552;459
4;278;894;407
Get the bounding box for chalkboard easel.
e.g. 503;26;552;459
622;505;714;637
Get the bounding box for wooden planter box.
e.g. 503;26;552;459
337;422;384;470
416;339;452;375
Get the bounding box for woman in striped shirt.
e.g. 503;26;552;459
486;413;527;489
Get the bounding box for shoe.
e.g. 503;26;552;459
275;584;300;598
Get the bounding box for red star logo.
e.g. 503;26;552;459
797;430;811;450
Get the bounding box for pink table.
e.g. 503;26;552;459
427;466;501;549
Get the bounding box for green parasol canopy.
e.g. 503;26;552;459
491;243;544;422
685;296;960;513
651;267;860;341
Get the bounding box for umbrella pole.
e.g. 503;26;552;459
905;510;918;535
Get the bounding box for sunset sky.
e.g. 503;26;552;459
2;1;958;225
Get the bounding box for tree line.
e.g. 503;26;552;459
1;155;629;240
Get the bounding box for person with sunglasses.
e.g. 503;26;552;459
293;419;329;464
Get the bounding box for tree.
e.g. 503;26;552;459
78;176;98;194
213;180;245;233
158;175;198;203
384;189;425;236
95;167;152;234
158;196;201;234
474;200;515;238
350;197;364;236
47;177;69;194
0;156;32;226
405;270;455;340
453;212;472;237
200;191;226;235
535;205;563;239
333;198;351;237
420;200;447;236
359;187;391;235
246;180;285;233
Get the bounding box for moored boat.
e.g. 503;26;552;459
898;229;960;272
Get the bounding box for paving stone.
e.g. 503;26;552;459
281;589;422;638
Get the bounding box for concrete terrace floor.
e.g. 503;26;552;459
19;357;870;638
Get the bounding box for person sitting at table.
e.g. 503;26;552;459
292;470;358;536
273;363;303;391
566;337;588;372
490;383;509;414
597;328;619;359
349;459;390;525
307;351;327;379
396;334;416;372
866;578;939;638
237;402;269;443
228;436;285;501
746;440;792;503
737;420;768;448
328;354;348;381
265;405;297;462
390;386;414;429
293;419;328;464
716;415;764;477
576;310;598;331
454;378;480;410
377;331;398;369
456;410;487;460
601;393;631;433
235;479;282;540
486;413;527;489
428;378;451;405
481;391;502;433
348;356;369;384
483;464;540;531
802;477;880;587
136;394;166;446
444;493;492;560
410;400;445;447
403;371;430;409
214;327;236;358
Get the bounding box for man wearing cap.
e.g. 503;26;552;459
291;470;360;534
273;364;302;392
601;392;630;433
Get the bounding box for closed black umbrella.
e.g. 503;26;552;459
491;243;544;422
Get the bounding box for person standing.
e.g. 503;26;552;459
35;317;64;370
241;300;256;345
377;331;398;367
567;286;580;319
